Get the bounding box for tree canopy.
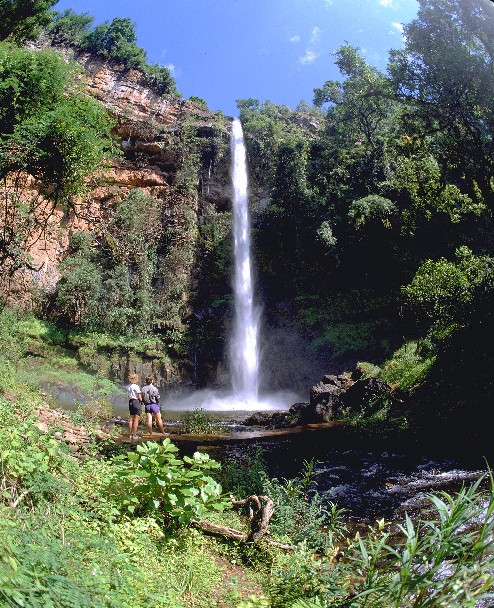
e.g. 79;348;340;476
0;0;57;44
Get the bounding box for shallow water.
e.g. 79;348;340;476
52;384;491;524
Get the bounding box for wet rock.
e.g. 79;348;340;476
243;411;291;429
321;372;353;388
340;378;392;416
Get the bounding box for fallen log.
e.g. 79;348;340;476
191;495;295;550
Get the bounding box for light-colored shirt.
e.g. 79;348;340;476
127;383;141;400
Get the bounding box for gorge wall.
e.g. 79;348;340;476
4;47;330;395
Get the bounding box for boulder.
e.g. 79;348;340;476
340;378;392;416
243;410;291;429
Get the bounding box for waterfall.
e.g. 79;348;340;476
156;118;300;413
229;118;260;402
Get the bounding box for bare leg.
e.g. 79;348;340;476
131;415;139;437
146;412;153;436
154;412;165;434
128;416;133;436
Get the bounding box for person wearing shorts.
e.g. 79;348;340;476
127;373;142;440
141;375;166;437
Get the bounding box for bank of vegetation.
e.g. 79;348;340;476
1;313;494;607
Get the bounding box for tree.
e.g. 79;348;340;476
0;44;116;273
45;8;94;46
80;17;146;69
314;45;394;147
0;0;57;44
388;0;494;208
143;63;177;96
402;246;494;329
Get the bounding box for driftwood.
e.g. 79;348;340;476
191;495;295;550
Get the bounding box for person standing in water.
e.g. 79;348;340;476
141;375;166;437
127;373;142;440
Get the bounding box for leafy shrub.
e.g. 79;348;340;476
220;448;267;498
46;8;94;45
179;408;226;434
378;340;435;392
263;462;346;552
348;195;397;229
143;62;177;95
80;17;146;69
111;440;231;524
402;246;494;328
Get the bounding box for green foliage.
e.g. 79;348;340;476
338;477;494;607
310;321;383;356
402;246;494;326
388;0;494;208
348;195;397;230
267;477;494;608
316;221;337;248
143;62;177;95
46;11;178;95
0;396;72;507
0;0;57;44
111;440;231;524
45;8;94;46
377;341;436;393
237;595;270;608
262;460;347;552
179;408;226;434
0;43;115;272
54;189;162;336
80;16;146;69
237;99;314;189
188;95;208;108
220;448;267;498
268;547;332;608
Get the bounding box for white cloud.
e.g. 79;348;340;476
310;26;321;44
299;49;318;64
165;63;176;75
391;21;404;33
379;0;393;6
324;0;334;5
290;35;301;43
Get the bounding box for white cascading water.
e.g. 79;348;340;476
229;118;260;402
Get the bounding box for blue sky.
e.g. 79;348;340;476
53;0;419;117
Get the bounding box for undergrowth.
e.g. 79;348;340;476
1;307;493;607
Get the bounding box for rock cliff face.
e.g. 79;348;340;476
3;49;236;390
10;50;232;300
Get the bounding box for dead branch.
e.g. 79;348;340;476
190;495;295;550
190;518;246;541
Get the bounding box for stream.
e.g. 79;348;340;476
205;430;490;523
49;384;491;524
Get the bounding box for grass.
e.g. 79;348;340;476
356;340;436;394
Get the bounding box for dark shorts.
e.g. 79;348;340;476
145;403;160;415
129;398;142;415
